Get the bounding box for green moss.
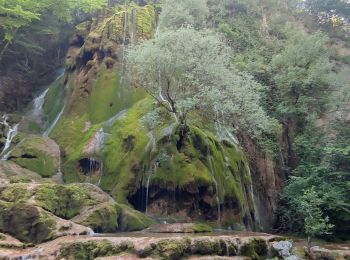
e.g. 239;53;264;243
192;223;213;233
0;184;32;203
150;238;191;260
240;238;268;260
87;66;138;124
59;240;134;260
0;202;56;244
79;203;120;233
102;98;152;202
35;184;89;219
119;204;154;231
9;136;57;178
191;239;222;255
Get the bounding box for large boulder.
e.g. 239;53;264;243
0;202;55;243
8;135;60;178
0;182;154;242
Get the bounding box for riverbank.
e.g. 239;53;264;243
0;230;349;259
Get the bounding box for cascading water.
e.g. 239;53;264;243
33;89;49;116
205;138;221;224
144;131;158;214
145;161;158;215
53;149;64;184
129;8;137;46
32;68;65;117
43;105;65;137
0;114;19;159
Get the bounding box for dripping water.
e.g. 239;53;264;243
145;161;158;215
0;114;19;159
43;105;65;137
129;8;137;46
224;240;230;257
33;89;49;116
205;138;221;224
145;131;158;214
97;161;104;186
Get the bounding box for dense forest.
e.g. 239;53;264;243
0;0;349;259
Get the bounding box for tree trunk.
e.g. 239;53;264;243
307;236;312;253
0;41;10;63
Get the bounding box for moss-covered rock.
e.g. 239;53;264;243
58;240;134;260
35;183;90;219
149;238;191;260
240;238;268;260
0;202;56;243
43;1;258;231
8;136;59;178
0;161;43;186
0;183;32;203
118;204;155;231
74;202;120;233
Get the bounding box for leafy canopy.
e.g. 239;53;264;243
126;27;277;138
0;0;107;44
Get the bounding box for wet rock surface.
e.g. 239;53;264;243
0;232;278;259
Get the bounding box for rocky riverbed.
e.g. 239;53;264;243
0;229;349;260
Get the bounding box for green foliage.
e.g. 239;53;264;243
0;0;107;53
278;119;350;239
158;0;209;30
269;31;334;122
127;27;276;138
298;187;334;239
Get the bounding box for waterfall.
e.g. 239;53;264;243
54;149;64;184
129;8;137;46
0;114;19;159
145;161;158;215
43;105;65;137
97;161;104;187
120;4;128;64
205;138;221;224
224;240;230;256
32;68;65;117
145;132;157;214
246;166;261;229
33;89;49;116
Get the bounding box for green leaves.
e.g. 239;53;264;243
298;187;334;237
0;0;107;44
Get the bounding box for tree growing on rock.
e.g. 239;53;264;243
126;27;276;140
297;187;333;252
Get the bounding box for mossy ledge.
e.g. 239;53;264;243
58;237;273;260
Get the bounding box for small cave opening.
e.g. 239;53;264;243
71;35;85;48
128;182;147;212
79;51;94;68
79;157;102;176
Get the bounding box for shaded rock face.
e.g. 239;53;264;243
239;133;284;231
0;203;55;244
123;126;258;230
0;30;69;113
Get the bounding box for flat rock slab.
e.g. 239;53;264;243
0;232;276;259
